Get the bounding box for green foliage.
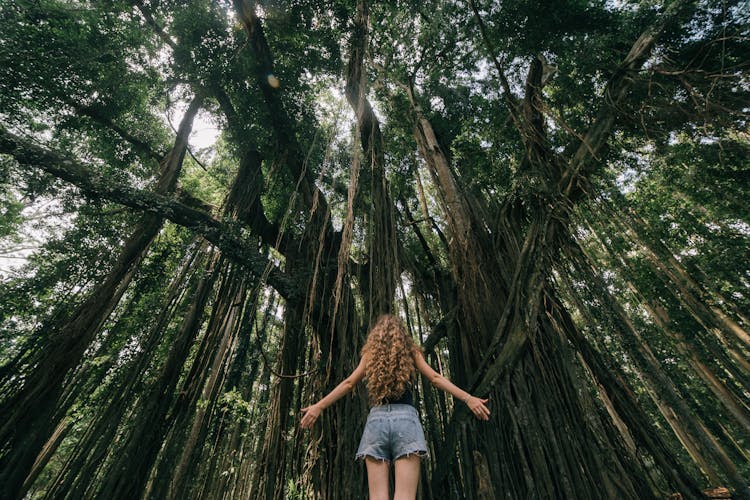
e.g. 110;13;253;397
0;0;168;170
219;388;254;420
1;0;748;497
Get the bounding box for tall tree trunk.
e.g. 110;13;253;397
344;0;398;321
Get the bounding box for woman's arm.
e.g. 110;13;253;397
300;354;367;429
413;350;490;421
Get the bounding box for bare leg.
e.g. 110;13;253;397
394;454;420;500
365;457;390;500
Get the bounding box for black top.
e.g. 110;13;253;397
381;387;413;406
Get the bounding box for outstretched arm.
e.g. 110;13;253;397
413;350;490;421
300;354;367;429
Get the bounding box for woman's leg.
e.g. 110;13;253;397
365;457;390;500
393;454;420;500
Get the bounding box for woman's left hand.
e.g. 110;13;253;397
300;403;322;429
466;396;490;421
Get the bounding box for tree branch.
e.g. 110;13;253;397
560;0;694;197
231;0;324;213
467;0;523;133
0;126;299;301
64;98;166;164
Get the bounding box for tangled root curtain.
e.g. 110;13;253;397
0;0;748;499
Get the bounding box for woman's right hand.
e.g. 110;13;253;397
300;403;322;429
466;396;490;421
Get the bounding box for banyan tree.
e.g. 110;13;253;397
0;0;748;498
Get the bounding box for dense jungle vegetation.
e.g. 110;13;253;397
0;0;748;498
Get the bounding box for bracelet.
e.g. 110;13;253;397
464;395;471;404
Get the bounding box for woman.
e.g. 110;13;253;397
300;314;490;499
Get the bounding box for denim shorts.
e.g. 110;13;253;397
355;404;428;462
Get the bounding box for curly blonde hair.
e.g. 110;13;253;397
361;314;419;405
